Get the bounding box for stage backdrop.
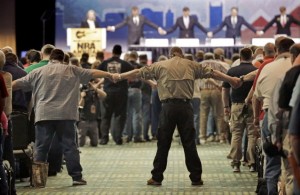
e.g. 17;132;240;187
55;0;300;53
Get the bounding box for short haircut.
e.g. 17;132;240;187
157;55;168;61
184;53;194;61
5;52;18;64
70;57;80;67
63;52;70;65
196;50;204;60
27;50;42;63
112;45;122;55
277;38;295;54
231;7;238;12
231;53;240;62
132;6;139;11
41;44;55;55
49;49;65;62
96;51;104;60
183;7;190;12
279;6;286;13
204;52;215;60
129;51;138;61
263;42;276;57
169;47;184;58
290;43;300;61
0;50;5;69
239;48;253;61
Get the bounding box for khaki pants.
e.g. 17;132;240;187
200;89;224;139
281;133;294;195
229;103;256;165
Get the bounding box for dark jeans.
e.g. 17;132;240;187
0;127;8;195
47;133;63;174
151;89;161;137
100;91;128;143
151;101;202;183
35;120;83;181
192;98;200;141
142;93;151;140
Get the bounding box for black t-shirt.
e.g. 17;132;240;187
80;89;100;121
99;56;134;92
278;65;300;110
223;62;257;103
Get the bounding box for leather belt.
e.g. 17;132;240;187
161;98;191;104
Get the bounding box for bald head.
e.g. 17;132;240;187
169;47;184;58
0;50;5;70
263;43;276;57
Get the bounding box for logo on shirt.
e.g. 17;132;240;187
107;61;121;74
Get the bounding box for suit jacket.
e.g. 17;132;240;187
213;15;256;38
80;20;100;28
263;14;300;36
115;15;159;45
166;15;208;38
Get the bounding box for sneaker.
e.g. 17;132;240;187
249;165;255;172
191;179;204;186
73;178;87;186
147;178;161;186
233;166;240;173
206;135;215;142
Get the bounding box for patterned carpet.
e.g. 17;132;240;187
16;139;257;195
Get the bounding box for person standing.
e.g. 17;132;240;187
112;47;239;186
98;45;134;145
107;6;166;45
222;48;258;172
165;7;208;38
208;7;260;41
12;49;114;186
262;6;300;36
80;9;100;29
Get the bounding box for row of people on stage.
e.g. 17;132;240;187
81;6;300;45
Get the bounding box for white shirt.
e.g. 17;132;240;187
87;19;96;29
183;16;189;29
281;15;287;26
254;53;292;110
133;16;139;25
231;16;237;27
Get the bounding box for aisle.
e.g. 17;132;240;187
16;140;257;195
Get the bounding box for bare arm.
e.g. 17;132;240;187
211;70;240;88
252;94;262;126
114;69;141;81
91;69;113;80
245;86;254;104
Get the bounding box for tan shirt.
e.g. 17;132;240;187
139;56;213;100
254;53;292;110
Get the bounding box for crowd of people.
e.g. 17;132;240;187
0;38;300;195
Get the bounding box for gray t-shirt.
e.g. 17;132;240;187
14;63;93;122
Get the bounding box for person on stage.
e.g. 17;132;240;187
262;6;300;36
81;9;100;29
107;6;166;45
207;7;261;40
164;7;208;38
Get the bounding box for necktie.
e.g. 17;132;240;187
281;16;286;27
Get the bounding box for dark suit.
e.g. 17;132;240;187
114;15;160;45
213;15;256;38
166;15;208;38
80;20;100;28
263;14;300;36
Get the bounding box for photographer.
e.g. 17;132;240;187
78;79;106;147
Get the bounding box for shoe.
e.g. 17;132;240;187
207;135;215;142
116;139;123;145
226;154;232;159
99;139;108;145
126;137;132;143
147;178;161;186
151;136;157;141
191;179;204;186
73;178;87;186
195;139;201;145
48;170;57;177
134;138;145;143
249;165;255;172
144;138;151;142
233;165;240;173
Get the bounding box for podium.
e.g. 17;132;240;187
67;28;106;62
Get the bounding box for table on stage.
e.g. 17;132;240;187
128;38;244;62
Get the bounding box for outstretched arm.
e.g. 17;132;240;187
212;20;226;35
263;16;276;33
195;20;208;34
242;17;256;33
291;15;300;26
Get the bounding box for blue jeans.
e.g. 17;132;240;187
151;89;162;137
35;120;83;180
142;93;151;140
124;88;142;140
192;98;200;140
207;109;216;136
0;127;8;194
262;113;281;195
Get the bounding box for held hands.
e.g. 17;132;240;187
107;26;115;32
111;73;122;83
158;27;167;35
256;30;264;36
230;77;243;89
207;32;213;38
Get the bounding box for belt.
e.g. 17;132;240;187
161;98;191;104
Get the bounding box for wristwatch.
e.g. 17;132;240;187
239;75;244;82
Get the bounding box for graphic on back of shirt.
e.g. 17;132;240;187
107;61;121;73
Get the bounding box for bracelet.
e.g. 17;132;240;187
240;76;244;82
118;74;122;80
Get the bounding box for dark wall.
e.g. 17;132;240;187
16;0;55;56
